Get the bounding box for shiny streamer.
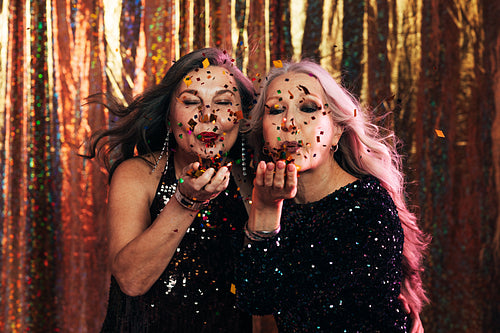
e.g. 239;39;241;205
0;1;498;332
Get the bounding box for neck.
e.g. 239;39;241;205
294;159;357;204
173;151;198;179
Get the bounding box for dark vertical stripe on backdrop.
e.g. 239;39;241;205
301;0;324;62
341;0;365;98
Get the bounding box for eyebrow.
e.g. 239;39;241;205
214;89;236;96
177;89;235;97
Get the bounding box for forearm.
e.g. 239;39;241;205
111;198;197;296
247;186;283;233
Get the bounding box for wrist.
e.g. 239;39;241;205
174;188;209;211
244;220;281;242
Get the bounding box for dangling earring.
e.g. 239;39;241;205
331;144;339;153
241;136;247;177
152;132;170;173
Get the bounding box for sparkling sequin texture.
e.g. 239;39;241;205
101;156;251;332
236;177;408;332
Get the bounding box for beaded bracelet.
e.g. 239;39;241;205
174;188;209;211
244;221;281;242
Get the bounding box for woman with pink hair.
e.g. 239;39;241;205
236;60;429;332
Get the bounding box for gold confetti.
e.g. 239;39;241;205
435;129;445;137
230;283;236;294
202;58;210;68
183;76;192;87
273;60;283;68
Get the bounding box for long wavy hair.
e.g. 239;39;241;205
84;48;256;181
247;60;430;313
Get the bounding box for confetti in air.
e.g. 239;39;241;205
435;129;445;138
202;58;210;68
273;60;283;68
184;76;192;87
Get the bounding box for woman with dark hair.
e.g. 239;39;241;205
236;60;429;332
85;48;255;332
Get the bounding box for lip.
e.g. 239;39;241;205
281;141;301;153
198;132;219;143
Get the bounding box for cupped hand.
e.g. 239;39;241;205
178;162;231;202
253;160;298;207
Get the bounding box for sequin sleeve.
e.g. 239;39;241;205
235;238;281;315
334;185;407;331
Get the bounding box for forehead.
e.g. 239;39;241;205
180;65;238;91
266;72;323;95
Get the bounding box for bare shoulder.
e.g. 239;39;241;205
110;154;166;202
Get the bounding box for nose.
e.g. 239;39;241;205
198;104;217;123
280;115;297;134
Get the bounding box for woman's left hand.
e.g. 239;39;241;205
178;161;231;203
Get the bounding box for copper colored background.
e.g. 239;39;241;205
0;0;499;332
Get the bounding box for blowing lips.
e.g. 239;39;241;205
281;141;301;153
199;131;219;144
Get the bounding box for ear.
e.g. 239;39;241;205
331;124;343;146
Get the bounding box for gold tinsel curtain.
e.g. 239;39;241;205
0;0;499;332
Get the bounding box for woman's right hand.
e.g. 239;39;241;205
177;161;231;203
247;160;298;233
253;160;298;206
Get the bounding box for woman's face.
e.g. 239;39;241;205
170;65;243;160
261;72;342;172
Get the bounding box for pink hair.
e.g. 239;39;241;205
248;60;430;313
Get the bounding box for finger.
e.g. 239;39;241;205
254;161;267;187
184;162;201;177
285;163;298;197
196;167;216;186
273;160;286;189
205;167;230;192
215;170;231;192
264;162;275;187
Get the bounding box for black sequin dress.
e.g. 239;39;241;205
236;177;408;332
101;156;252;332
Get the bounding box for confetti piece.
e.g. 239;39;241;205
288;90;294;99
202;58;210;68
179;178;184;183
235;111;244;120
435;129;445;137
184;76;192;87
273;60;283;68
188;119;197;129
354;108;357;117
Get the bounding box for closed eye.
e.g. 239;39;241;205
215;100;233;105
300;103;320;113
265;104;285;115
182;99;200;105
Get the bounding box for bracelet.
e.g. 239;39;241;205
244;221;281;242
174;188;209;211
